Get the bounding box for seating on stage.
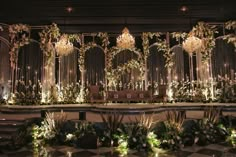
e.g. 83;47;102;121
89;85;104;103
152;85;167;104
106;90;152;103
89;85;167;103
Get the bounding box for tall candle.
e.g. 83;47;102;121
230;69;234;80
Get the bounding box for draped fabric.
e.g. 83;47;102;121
171;45;185;81
212;39;236;80
57;49;78;86
148;45;167;84
112;49;140;90
85;47;105;86
0;30;10;96
18;42;43;85
196;52;210;81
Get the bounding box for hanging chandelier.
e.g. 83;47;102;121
55;34;74;56
182;36;202;55
116;27;135;49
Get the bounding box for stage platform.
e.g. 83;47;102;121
1;102;236;114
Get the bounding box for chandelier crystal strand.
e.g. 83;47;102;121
116;27;135;49
182;36;202;55
55;34;74;56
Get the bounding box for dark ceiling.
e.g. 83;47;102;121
0;0;235;33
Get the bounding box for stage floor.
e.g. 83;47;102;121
0;102;236;123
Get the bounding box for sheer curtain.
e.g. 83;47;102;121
58;49;78;86
0;30;10;96
18;42;43;84
148;45;167;84
212;39;236;80
85;47;105;86
171;45;185;81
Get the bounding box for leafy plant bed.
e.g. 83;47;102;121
8;108;236;156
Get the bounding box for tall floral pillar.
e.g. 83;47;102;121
42;50;56;103
190;22;217;100
78;35;86;102
0;26;11;98
8;24;30;94
165;32;174;101
98;32;109;99
142;33;150;91
39;23;60;103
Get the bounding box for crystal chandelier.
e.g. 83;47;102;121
55;34;74;56
116;27;135;49
182;36;202;55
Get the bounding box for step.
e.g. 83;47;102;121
0;134;12;142
0;118;25;123
0;127;18;134
0;122;24;128
0;141;11;148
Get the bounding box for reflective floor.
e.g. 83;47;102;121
0;143;236;157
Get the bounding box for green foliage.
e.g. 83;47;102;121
157;111;185;150
224;20;236;48
8;24;31;68
114;133;129;156
166;110;186;131
190;22;217;63
9;80;41;105
59;83;82;103
39;23;60;66
170;80;214;102
74;121;96;139
32;111;68;147
227;128;236;148
215;76;236;102
146;132;161;152
100;111;124;146
190;107;227;146
203;106;221;124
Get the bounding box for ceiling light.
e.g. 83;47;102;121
116;27;135;49
180;5;188;12
182;36;202;55
66;7;73;13
55;34;74;56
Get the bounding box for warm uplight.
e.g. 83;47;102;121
117;27;135;49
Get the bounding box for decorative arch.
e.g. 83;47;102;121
84;45;105;85
148;44;168;85
106;47;144;90
169;44;185;81
18;40;43;84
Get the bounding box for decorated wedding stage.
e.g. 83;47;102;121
0;21;236;106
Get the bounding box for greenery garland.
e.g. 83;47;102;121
78;42;99;71
67;34;81;44
106;59;142;87
97;32;109;50
190;22;217;63
78;33;109;71
9;24;30;68
171;32;187;43
142;32;161;60
39;23;60;67
106;47;143;86
224;20;236;48
142;32;174;69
